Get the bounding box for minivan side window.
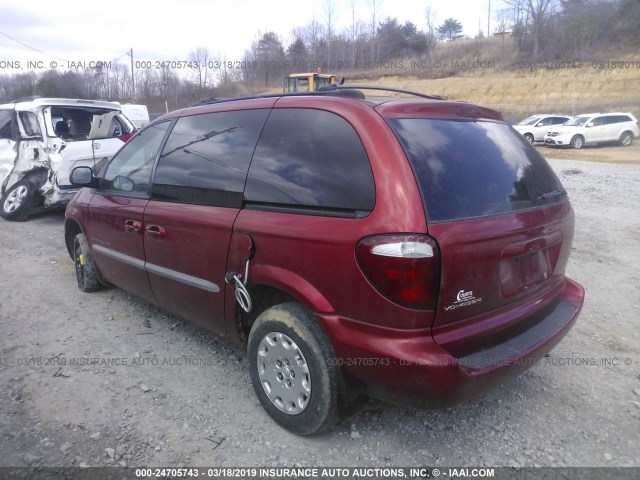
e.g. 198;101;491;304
151;109;269;208
0;110;12;139
244;108;375;215
101;122;170;196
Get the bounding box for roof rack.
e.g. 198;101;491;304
194;84;443;107
319;84;443;100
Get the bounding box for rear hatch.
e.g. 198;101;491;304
385;113;573;330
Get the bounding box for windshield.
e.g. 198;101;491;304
565;117;590;126
518;116;541;126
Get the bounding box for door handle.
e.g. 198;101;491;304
145;225;166;239
124;219;142;233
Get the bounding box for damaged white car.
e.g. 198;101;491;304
0;97;136;220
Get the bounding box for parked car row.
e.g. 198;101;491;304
60;86;584;435
514;112;638;149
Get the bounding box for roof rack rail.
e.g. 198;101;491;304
193;84;443;107
319;84;443;100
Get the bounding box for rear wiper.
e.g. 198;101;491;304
537;190;567;202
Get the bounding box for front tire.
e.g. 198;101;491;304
74;233;100;292
570;135;584;149
248;302;341;435
619;131;633;146
0;180;35;221
524;133;534;144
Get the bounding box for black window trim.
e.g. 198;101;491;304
244;201;370;218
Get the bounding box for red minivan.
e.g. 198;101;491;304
64;87;584;435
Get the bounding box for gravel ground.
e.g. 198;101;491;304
0;158;639;470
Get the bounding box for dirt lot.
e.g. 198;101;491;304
539;142;640;164
0;156;639;470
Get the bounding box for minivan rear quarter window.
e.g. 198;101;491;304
388;119;565;222
244;108;375;215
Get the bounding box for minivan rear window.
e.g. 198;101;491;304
388;119;565;223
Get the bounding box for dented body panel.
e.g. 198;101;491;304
0;98;136;219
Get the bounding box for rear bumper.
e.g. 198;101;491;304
318;278;584;408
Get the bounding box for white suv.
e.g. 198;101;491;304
514;114;572;143
544;112;639;149
0;97;136;220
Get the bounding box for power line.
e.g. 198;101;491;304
0;30;69;62
0;30;129;66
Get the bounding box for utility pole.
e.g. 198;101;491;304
128;48;136;102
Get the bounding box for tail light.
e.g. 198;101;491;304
357;235;440;309
118;133;135;143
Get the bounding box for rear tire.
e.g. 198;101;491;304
0;180;35;221
619;131;633;147
74;233;100;292
247;302;341;435
570;135;584;149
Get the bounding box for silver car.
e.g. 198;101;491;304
0;97;136;220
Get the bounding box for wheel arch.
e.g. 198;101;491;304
619;130;634;141
64;219;83;259
1;166;47;195
571;134;585;147
236;284;301;345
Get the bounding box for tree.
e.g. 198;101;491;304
369;0;379;62
287;37;308;69
504;0;557;58
188;47;213;89
377;18;406;61
325;0;335;68
350;0;357;67
424;7;438;53
437;18;464;41
615;0;640;47
254;32;285;86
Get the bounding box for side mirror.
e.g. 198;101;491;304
586;122;594;128
70;166;99;188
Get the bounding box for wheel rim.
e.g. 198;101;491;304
74;243;85;288
622;135;631;146
3;185;28;213
573;137;583;148
525;134;533;144
257;332;311;415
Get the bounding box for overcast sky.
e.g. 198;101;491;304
0;0;505;73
